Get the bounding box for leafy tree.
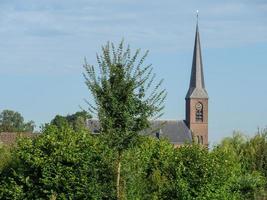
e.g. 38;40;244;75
1;128;265;199
50;111;91;131
122;137;175;200
244;131;267;178
0;110;35;132
218;130;267;195
0;124;116;199
83;40;166;199
122;137;265;200
50;115;68;128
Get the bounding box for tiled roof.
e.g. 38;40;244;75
147;120;192;144
0;132;36;146
86;119;192;145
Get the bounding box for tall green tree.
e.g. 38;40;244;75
83;40;166;199
0;110;35;132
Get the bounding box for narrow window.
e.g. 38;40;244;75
196;135;200;144
200;136;203;144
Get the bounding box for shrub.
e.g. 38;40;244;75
123;137;264;200
0;125;116;200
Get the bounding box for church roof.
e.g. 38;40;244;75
186;23;208;99
147;120;192;144
86;119;192;145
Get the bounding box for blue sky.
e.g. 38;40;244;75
0;0;266;145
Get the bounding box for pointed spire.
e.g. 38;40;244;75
196;10;199;25
186;13;208;99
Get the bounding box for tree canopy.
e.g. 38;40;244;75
1;131;266;199
0;124;116;200
83;40;166;152
50;111;91;131
0;110;35;133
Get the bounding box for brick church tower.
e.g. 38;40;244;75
185;20;209;146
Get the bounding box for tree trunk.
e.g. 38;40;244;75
116;152;122;200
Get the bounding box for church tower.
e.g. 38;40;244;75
185;19;209;146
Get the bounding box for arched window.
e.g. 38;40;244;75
195;102;203;122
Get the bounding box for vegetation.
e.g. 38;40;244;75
0;128;266;200
122;136;266;200
0;144;12;171
50;111;91;131
0;124;116;200
83;40;166;199
218;130;267;178
217;130;267;199
0;110;35;132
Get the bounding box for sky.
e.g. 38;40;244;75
0;0;266;145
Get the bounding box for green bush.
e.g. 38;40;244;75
1;129;266;199
0;144;12;171
122;137;175;200
218;131;267;183
0;125;116;200
122;137;265;200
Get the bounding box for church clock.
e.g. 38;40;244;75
195;102;203;110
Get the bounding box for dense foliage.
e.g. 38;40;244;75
0;110;35;132
0;125;116;200
0;129;266;200
83;40;166;152
219;131;267;178
122;137;266;200
217;131;267;199
0;144;12;171
50;111;91;131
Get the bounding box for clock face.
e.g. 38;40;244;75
196;102;203;110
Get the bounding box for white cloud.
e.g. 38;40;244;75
0;0;266;74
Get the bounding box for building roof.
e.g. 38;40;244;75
86;119;192;145
186;23;208;99
0;132;36;146
147;120;192;144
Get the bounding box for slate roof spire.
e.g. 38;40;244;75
186;13;208;99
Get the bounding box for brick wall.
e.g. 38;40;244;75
185;98;208;146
